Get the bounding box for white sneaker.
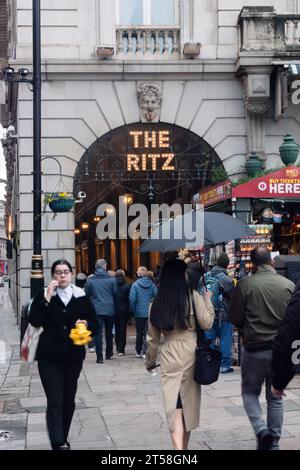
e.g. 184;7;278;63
88;347;95;353
136;352;142;358
142;354;146;359
118;352;124;356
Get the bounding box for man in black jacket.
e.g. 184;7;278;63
272;280;300;398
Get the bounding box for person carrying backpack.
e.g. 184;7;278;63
200;252;234;373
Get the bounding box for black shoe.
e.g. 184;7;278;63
96;356;103;364
220;367;234;374
257;429;274;450
105;354;113;360
64;441;71;450
59;443;71;450
52;442;70;450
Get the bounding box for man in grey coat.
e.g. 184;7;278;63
85;259;119;363
229;247;295;450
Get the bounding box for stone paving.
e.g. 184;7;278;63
0;292;300;451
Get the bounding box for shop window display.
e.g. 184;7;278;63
235;225;273;275
272;212;300;255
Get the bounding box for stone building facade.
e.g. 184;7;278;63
0;200;7;276
1;0;300;315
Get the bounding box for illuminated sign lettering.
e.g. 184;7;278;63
127;130;175;171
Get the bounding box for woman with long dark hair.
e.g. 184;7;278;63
145;258;214;450
28;259;98;450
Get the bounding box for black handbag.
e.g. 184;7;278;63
191;291;221;385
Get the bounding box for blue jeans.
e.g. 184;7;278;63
205;319;233;370
241;349;283;450
94;315;115;359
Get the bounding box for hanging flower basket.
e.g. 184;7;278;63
43;192;75;216
49;198;75;213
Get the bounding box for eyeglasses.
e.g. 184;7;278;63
54;270;71;276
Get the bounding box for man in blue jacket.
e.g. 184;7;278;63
129;266;157;358
203;253;234;373
85;259;119;363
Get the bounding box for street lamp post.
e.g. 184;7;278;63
30;0;44;297
1;1;44;298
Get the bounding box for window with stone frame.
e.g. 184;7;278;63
116;0;179;26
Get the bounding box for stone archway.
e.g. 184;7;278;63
73;122;226;274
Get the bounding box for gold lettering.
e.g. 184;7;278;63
127;130;175;172
161;153;175;171
129;131;143;148
127;154;140;171
144;131;157;148
159;131;170;148
142;154;147;171
148;154;160;171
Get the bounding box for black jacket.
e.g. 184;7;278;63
116;278;131;316
272;280;300;390
29;288;99;362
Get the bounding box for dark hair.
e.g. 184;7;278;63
51;259;73;276
75;271;87;288
150;258;189;331
186;261;203;290
250;247;271;267
216;252;230;269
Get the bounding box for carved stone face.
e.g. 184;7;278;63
137;83;162;122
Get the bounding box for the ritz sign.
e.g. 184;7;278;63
127;130;175;171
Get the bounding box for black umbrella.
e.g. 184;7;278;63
139;211;255;253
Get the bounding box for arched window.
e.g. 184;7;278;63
117;0;178;26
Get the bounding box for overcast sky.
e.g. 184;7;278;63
0;124;7;200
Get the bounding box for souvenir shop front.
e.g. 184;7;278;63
192;166;300;276
232;166;300;274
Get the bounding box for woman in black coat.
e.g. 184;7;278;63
29;259;98;450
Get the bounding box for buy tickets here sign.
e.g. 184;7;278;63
232;166;300;198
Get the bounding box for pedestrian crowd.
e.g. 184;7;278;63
27;247;300;450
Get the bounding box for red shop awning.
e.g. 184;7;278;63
232;166;300;199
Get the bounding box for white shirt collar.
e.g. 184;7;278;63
57;285;73;306
43;284;85;305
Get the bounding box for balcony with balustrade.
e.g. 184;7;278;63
278;16;300;49
116;26;180;59
238;6;300;58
